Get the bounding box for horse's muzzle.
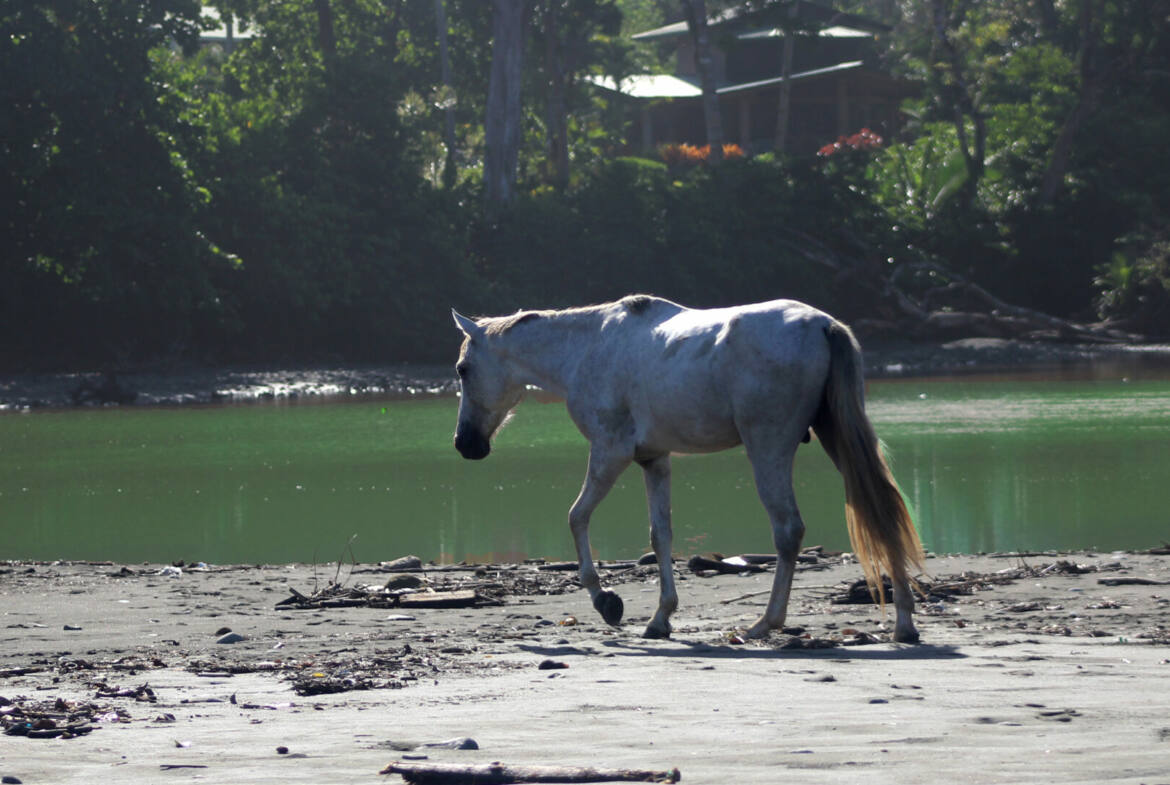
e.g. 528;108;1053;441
454;427;491;460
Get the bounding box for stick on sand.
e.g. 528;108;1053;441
379;760;681;784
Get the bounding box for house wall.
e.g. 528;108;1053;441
618;9;914;159
629;73;907;158
726;34;874;85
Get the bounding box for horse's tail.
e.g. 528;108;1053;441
814;320;924;604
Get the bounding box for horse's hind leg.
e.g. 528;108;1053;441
892;573;919;643
741;441;804;639
569;448;630;627
640;455;677;639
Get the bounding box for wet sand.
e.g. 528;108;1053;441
3;552;1169;784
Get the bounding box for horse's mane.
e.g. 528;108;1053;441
482;295;665;337
483;310;544;336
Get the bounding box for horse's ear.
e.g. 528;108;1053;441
452;309;484;339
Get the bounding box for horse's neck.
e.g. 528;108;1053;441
499;314;599;396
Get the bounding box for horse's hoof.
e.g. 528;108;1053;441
894;628;921;644
593;590;624;626
642;623;671;640
744;622;772;640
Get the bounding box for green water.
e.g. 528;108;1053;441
2;377;1169;563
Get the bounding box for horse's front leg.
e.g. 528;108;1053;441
569;448;630;626
640;455;677;639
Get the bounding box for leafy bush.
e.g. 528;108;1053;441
470;153;896;323
1096;232;1170;336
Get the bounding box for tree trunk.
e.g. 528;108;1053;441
313;0;337;71
1039;79;1104;204
1041;0;1167;203
1040;0;1104;203
682;0;723;163
1033;0;1060;38
773;13;796;154
434;0;458;188
544;1;570;190
484;0;530;210
929;0;985;210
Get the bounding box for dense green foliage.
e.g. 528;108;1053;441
2;1;235;364
885;0;1170;324
2;0;1167;370
471;154;896;319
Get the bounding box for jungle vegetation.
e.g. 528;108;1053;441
2;0;1167;369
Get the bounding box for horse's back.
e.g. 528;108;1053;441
708;300;836;440
595;298;835;452
721;299;834;368
647;298;833;369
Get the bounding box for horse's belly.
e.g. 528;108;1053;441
626;369;741;454
668;428;742;455
639;409;741;454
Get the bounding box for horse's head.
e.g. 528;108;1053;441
451;310;524;460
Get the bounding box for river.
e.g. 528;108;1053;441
2;368;1169;564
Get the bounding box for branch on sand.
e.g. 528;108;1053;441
379;760;681;784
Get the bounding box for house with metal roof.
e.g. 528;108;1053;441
199;6;254;54
590;1;916;156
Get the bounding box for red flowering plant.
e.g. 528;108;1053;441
817;127;884;157
816;128;884;196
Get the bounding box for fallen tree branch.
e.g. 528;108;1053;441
379;760;681;784
890;262;1142;343
719;588;771;605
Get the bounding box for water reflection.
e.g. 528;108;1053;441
876;378;1170;553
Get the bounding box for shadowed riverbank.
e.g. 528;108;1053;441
3;340;1170;410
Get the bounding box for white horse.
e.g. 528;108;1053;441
452;295;924;642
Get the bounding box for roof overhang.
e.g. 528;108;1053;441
631;7;743;41
717;60;864;94
631;2;888;41
586;74;702;99
737;25;873;40
587;60;868;100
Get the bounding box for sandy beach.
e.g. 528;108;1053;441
3;550;1169;784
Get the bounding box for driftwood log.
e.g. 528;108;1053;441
685;555;762;574
379;761;681;784
398;589;481;609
